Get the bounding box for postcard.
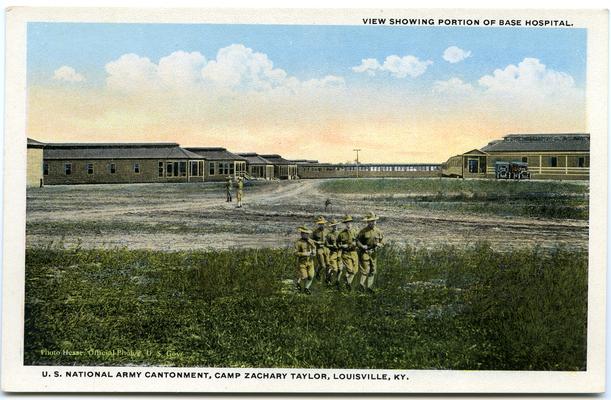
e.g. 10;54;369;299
1;7;608;393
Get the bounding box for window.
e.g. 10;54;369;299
166;162;174;177
209;162;215;176
550;157;558;167
173;162;179;177
134;163;140;174
522;157;528;163
43;163;48;176
86;163;94;175
179;161;187;177
578;157;585;168
110;163;116;174
158;162;164;177
64;163;72;175
229;162;234;175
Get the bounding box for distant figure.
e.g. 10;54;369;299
225;177;233;202
236;176;244;208
324;198;332;211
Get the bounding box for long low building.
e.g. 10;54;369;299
42;142;205;185
297;163;441;179
442;133;590;180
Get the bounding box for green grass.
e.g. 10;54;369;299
320;178;589;195
321;179;589;220
25;244;587;370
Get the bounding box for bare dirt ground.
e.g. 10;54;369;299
26;179;588;252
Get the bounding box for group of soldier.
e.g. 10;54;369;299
225;176;244;208
294;212;384;295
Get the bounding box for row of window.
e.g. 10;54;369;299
208;161;246;176
301;165;440;172
516;156;586;168
43;162;141;176
46;161;207;177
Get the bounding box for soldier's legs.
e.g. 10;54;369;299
342;253;356;287
304;262;315;291
315;250;326;281
359;260;370;290
366;257;377;290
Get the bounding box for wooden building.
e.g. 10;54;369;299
42;142;205;185
442;133;590;180
184;147;247;182
237;153;275;180
27;138;45;187
259;154;298;180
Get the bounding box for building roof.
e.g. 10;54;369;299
481;133;590;153
259;154;296;165
43;142;204;160
291;159;320;164
236;153;273;165
184;147;247;161
27;138;46;148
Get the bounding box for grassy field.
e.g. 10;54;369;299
25;243;587;370
320;178;589;220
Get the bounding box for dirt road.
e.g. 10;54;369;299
26;179;588;252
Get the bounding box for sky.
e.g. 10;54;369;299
26;23;587;163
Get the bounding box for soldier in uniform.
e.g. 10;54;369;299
356;212;384;293
337;215;359;291
236;176;244;208
325;218;341;288
311;216;329;281
294;225;316;295
225;177;233;202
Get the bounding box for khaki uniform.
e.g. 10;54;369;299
325;229;340;273
236;179;244;202
337;228;358;274
225;180;232;202
294;237;316;280
311;226;329;278
357;226;384;277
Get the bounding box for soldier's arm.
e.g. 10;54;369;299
356;231;368;250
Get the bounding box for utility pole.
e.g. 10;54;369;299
353;149;361;178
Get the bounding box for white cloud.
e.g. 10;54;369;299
381;55;433;78
105;53;158;92
201;44;287;91
432;77;474;94
478;58;577;97
352;55;432;78
53;66;85;82
158;51;206;90
352;58;381;76
105;44;343;95
442;46;471;63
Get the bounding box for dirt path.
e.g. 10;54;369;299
26;180;588;252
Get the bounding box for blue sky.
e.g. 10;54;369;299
27;22;587;88
26;22;588;163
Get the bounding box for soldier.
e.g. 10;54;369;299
294;225;316;295
357;212;384;293
337;215;359;291
236;176;244;208
311;216;329;281
225;177;233;202
325;218;341;288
